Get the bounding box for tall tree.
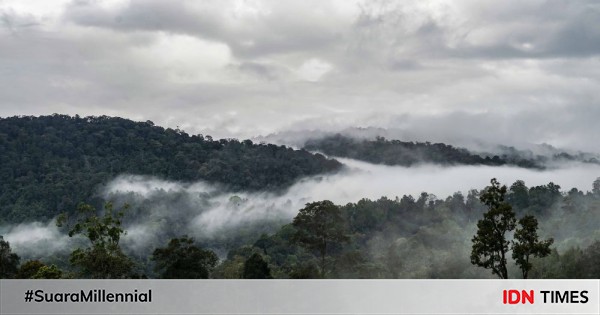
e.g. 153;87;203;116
0;236;20;278
512;215;553;279
242;253;272;279
57;202;134;278
292;200;348;278
471;178;516;279
152;236;218;279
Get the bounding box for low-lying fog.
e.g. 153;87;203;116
3;158;600;260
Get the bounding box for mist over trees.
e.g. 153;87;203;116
212;179;598;279
304;134;599;168
0;236;20;278
0;116;598;280
0;115;341;223
1;177;599;279
57;202;135;279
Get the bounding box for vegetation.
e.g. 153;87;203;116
1;177;599;279
291;201;349;278
470;178;517;279
152;236;218;279
57;202;134;279
0;236;20;278
0;115;341;223
243;253;272;279
0;115;597;279
470;179;552;279
512;215;553;279
304;134;538;167
305;134;600;168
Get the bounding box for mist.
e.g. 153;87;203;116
104;159;600;256
3;157;599;275
0;220;76;261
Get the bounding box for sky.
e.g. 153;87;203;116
1;0;600;152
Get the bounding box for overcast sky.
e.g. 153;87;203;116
1;0;599;152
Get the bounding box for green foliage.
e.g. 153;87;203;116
288;262;320;279
292;200;349;278
152;236;218;279
512;215;553;279
0;236;20;278
213;255;245;279
0;115;342;223
58;202;134;279
304;134;539;168
243;253;272;279
17;260;45;279
592;177;600;196
508;180;529;210
33;265;63;279
471;178;516;279
531;241;600;279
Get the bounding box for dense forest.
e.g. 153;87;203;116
213;179;600;279
304;134;599;168
0;115;341;223
2;178;599;279
1;115;598;280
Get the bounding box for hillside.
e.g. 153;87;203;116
304;134;542;168
0;115;342;223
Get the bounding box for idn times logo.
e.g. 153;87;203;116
503;290;589;305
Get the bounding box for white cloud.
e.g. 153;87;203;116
0;0;599;153
296;58;333;82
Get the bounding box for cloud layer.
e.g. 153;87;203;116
1;0;599;151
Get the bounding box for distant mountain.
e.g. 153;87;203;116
0;115;342;223
304;134;600;168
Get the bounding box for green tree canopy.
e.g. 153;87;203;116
57;202;134;279
471;178;516;279
33;265;63;279
17;260;45;279
152;236;218;279
512;215;553;279
292;200;349;278
0;236;20;279
242;253;272;279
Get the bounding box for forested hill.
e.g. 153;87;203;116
304;134;576;168
0;115;342;223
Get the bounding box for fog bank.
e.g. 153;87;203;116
3;159;599;261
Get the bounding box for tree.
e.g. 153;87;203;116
471;178;516;279
33;265;63;279
243;253;272;279
0;236;20;278
512;215;553;279
17;260;45;279
292;200;349;278
593;177;600;196
152;236;218;279
57;202;134;279
508;180;529;210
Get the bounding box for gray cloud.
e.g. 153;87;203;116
0;0;599;153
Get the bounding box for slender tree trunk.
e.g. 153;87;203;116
500;249;508;279
523;254;529;279
320;241;327;279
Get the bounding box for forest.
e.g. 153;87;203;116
1;115;599;280
0;115;341;223
304;134;600;168
2;177;599;280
